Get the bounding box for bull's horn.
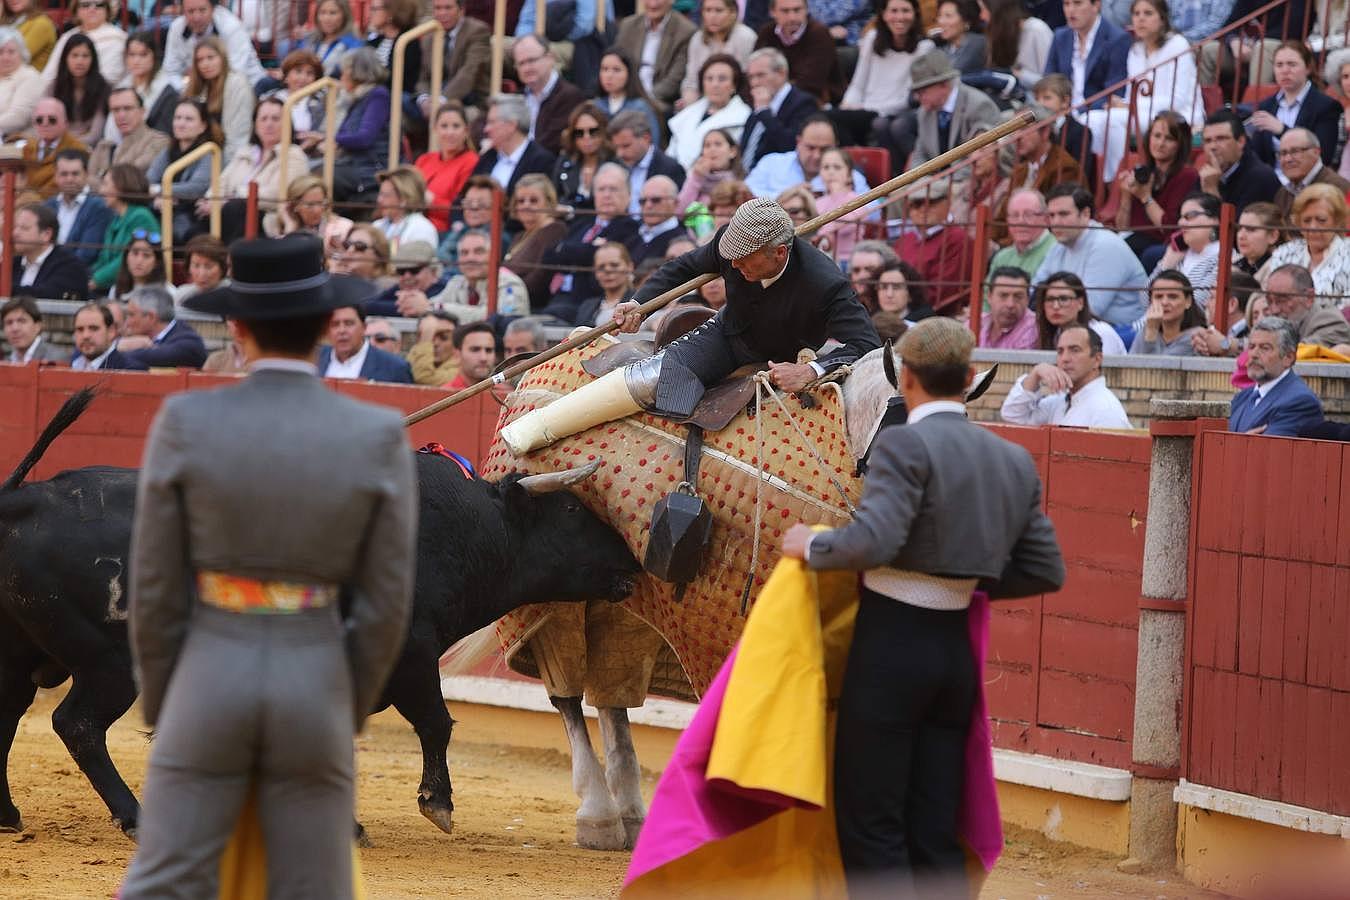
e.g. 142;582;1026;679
516;460;602;495
882;340;898;391
966;364;1000;402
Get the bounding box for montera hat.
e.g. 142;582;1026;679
910;49;960;91
898;316;974;369
184;234;373;320
718;198;795;259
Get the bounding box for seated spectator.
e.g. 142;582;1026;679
609;109;685;215
631;175;690;264
989;188;1055;279
983;0;1052;92
89;86;169;187
42;0;125;87
776;183;817;232
471;93;557;203
146;98;219;242
330;222;392;284
677;128;746;213
118;285;207;367
414;0;490;114
2;294;63;361
1043;0;1128;111
1130;269;1206;355
1248;42;1340;173
814;147;878;263
952;144;1009;238
107;230;169;301
437;174;508;272
185;36;253;161
211;97;308;242
993;112;1079;240
1033;270;1128;353
1228;315;1324;437
753;0;842;104
1;0;53;72
874;258;933;322
46;148;110;266
907;49;1000;174
1035;183;1147;325
90;163;156;292
161;0;264;90
1198;109;1280;213
416;102;479;232
0;26;43;139
431;228;529;321
979;266;1038;348
740;48;818;170
540;163;639;320
597;49;663;147
510;0;615;97
574;242;638;327
46;33;108;145
1272;129;1350;221
502;174;568;309
331;47;392;205
696;275;727;309
69;300;145;370
271;50;328;157
318;303;412;383
707;178;754;230
1030;73;1095;187
363;0;421;99
1234;201;1279;277
406;310;460;386
848;239;900;312
373;165;438;251
834;0;931;150
364;241;451;317
895;179;974;315
12;201;87;299
614;0;697;114
682;0;758;111
202;321;246;373
363;316;401;354
1001;323;1133;427
551;103;615;211
934;0;986;74
1192;269;1258;357
175;233;228;304
510;35;583;159
275;173;354;250
115;31;178;136
503;316;547;356
1262;263;1350;350
1114;110;1199;264
285;0;363;77
1151;192;1221;307
747;114;865;199
442;320;497;389
1266;184;1350;306
23;97;88;196
667;55;751;170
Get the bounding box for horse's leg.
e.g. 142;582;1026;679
597;707;645;849
551;696;626;851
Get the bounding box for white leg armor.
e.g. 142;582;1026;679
499;356;663;456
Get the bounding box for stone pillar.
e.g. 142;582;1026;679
1124;399;1228;871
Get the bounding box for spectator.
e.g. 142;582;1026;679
175;233;228;303
285;0;363;77
1234;202;1280;277
430;228;528;321
511;34;584;159
814;146;876;263
185;36;253;161
835;0;931;150
777;183;818;231
414;103;478;232
46;33;108;145
1151;191;1221;306
747;114;865;198
119;285;207;367
42;0;124;87
1198;109;1281;213
754;0;842;104
933;0;986;74
1228;315;1324;437
108;230;169;301
331;47;392;204
1035;183;1147;325
741;47;819;171
68;301;145;370
951;144;1009;237
1192;269;1258;357
1272;128;1350;221
211;97;308;242
0;0;53;72
848;239;899;311
1247;41;1341;172
201;320;245;373
989;188;1055;279
2;294;63;361
895;178;973;314
1002;111;1081;208
677;127;747;211
318;303;413;383
907;49;1000;173
23;97;88;196
1266;184;1350;306
980;266;1038;348
1145;0;1231;44
272;50;327;157
112;32;177;136
697;275;728;309
161;0;264;90
631;174;690;264
364;241;449;317
46;148;110;266
707;178;755;229
436;174;508;273
146;98;220;242
1043;0;1128;109
88;86;170;186
1033;269;1129;352
1001;323;1132;427
550;102;615;210
541;162;639;320
610;109;685;215
984;0;1052;91
874;258;933;322
442;320;497;389
414;0;489;113
1130;268;1206;354
682;0;758;111
407;310;460;385
373;165;439;251
596;49;663;148
470;93;557;202
1114;110;1199;264
0;25;40;139
90;163;157;292
667;54;751;169
502;173;568;309
363;316;401;354
12;201;87;299
364;0;421;98
330;222;391;282
1031;73;1095;183
511;0;615;98
1262;263;1350;350
503;316;546;356
574;241;638;326
614;0;698;114
275;174;355;252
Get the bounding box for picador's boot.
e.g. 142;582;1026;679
500;356;661;456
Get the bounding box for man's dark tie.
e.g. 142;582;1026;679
937;110;953;151
467;285;481;306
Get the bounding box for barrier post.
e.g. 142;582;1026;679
968;204;990;340
487;183;505;316
389;20;445;170
279;76;339;198
244;182;259;239
1213;203;1235;334
0;156;20;298
491;0;507;96
160;142;222;273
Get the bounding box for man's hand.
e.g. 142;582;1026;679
611;300;642;332
828;24;848;40
768;361;817;392
1025;362;1071;394
1198;161;1221;195
1192;326;1229;356
781;523;815;560
396;289;431;317
1248;110;1282;135
750;84;775;111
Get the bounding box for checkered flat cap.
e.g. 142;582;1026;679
898;317;974;369
718;199;795;260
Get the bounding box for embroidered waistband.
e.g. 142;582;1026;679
863;568;978;611
196;571;337;615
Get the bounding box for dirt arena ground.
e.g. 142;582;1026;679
1;687;1224;899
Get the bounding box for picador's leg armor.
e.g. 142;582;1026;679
500;355;663;456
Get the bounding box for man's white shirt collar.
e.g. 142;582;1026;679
325;339;371;378
760;249;792;288
1255;367;1292;401
908;400;966;424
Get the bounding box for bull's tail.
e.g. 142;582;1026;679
1;387;98;492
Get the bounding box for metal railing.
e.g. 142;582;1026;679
389;20;444;169
160;142;223;273
280;76;339;199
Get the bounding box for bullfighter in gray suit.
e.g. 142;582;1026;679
783;318;1065;899
122;235;418;899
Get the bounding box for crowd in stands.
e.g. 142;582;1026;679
0;0;1348;434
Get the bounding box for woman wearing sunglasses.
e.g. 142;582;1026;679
90;161;157;293
550;102;615;211
41;0;124;86
330;222;391;283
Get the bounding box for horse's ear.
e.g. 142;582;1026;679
882;340;898;391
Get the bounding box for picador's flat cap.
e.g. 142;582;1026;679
898;316;974;368
717;198;795;260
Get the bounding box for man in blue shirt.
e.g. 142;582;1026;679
746;114;867;198
1033;183;1147;325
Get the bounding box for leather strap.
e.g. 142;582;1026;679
683;424;704;493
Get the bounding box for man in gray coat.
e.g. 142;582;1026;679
783;318;1065;898
122;235;417;900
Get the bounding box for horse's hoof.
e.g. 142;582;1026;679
621;816;643;850
418;800;454;835
576;816;626;851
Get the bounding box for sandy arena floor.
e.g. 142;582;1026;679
1;687;1224;899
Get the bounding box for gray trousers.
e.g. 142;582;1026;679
121;604;356;900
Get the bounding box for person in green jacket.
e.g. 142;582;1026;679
90;163;160;293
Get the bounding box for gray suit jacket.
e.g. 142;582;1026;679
808;411;1065;599
912;84;1002;174
129;367;417;729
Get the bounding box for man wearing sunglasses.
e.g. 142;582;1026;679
22;98;87;197
895;178;974;316
364;242;451;317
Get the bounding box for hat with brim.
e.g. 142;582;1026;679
910;49;960;91
184;234;374;321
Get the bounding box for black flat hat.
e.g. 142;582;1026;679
184;234;373;320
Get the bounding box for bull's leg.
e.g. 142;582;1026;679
597;707;646;850
0;661;38;832
50;659;139;835
387;651;455;835
552;696;626;851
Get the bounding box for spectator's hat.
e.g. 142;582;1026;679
898;316;974;369
910;50;960;91
717;198;795;259
184;234;372;320
908;177;951;205
392;241;438;271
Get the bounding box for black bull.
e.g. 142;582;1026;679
0;390;639;838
